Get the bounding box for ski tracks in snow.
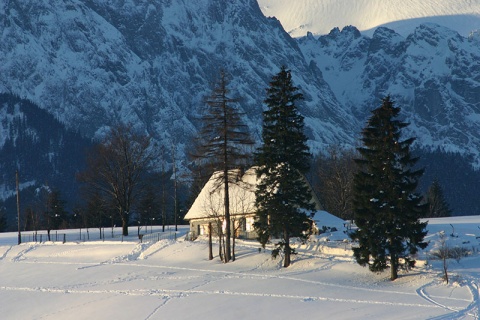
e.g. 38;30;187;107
10;244;37;262
3;241;478;319
0;245;12;260
418;278;479;319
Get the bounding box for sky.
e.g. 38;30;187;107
0;214;479;319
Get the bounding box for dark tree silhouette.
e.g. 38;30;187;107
350;96;428;281
314;146;356;221
254;66;315;268
78;124;157;236
426;178;452;217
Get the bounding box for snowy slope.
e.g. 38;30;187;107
258;0;480;37
298;24;480;167
0;217;480;319
0;0;356;157
1;0;479;160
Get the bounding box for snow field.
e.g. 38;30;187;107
0;219;479;319
258;0;480;37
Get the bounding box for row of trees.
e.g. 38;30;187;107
17;124;182;240
313;148;452;221
20;188;69;241
20;185;172;241
195;67;434;280
13;65;446;281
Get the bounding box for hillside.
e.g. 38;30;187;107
0;94;91;211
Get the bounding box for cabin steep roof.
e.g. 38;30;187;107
184;167;258;221
184;166;322;221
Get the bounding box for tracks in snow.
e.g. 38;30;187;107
1;240;477;319
416;278;479;319
0;284;442;309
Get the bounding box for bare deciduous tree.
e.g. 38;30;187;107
78;124;157;236
193;70;253;262
230;178;255;262
431;231;450;284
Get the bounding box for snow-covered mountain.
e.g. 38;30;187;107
258;0;480;37
299;24;480;166
0;0;355;158
1;0;480;215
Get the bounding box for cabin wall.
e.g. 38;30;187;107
188;216;257;240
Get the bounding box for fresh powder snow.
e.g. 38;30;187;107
0;215;479;319
258;0;480;37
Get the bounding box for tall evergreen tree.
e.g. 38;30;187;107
426;178;452;217
138;187;159;232
350;96;428;281
254;66;315;268
194;70;253;263
0;209;7;233
314;146;356;221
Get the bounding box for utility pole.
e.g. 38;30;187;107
16;170;21;245
172;143;178;232
161;146;166;232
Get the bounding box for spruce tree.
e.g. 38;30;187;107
0;209;7;233
426;178;452;217
254;66;315;268
350;96;428;281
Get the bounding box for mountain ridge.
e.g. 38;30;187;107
0;0;359;156
299;23;480;166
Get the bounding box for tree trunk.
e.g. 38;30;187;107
222;234;227;263
390;254;398;281
224;170;231;262
232;224;236;262
284;229;291;267
443;256;449;284
122;217;128;236
218;234;223;262
208;223;213;260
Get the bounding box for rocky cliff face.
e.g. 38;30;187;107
299;24;480;166
0;0;355;159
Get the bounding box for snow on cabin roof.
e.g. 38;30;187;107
184;167;258;221
312;210;346;231
184;166;323;221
